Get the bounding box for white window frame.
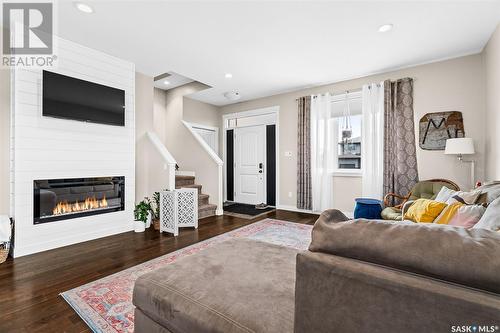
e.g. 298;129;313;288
330;91;363;177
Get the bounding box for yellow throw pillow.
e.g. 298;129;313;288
434;202;464;225
404;199;448;223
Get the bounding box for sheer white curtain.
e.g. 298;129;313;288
311;93;334;212
361;82;384;199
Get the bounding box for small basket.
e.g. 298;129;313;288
0;242;10;264
153;218;160;231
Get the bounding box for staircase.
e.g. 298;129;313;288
175;175;217;220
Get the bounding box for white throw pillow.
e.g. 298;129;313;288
445;190;481;205
435;187;456;203
474;197;500;231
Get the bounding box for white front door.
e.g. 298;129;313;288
234;125;266;205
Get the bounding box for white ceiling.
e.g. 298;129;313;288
153;72;194;91
55;1;500;106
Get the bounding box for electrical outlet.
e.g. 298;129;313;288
288;192;293;198
284;151;292;157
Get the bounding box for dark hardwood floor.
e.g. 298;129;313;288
0;210;318;333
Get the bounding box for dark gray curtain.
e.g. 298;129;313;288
383;78;419;204
297;96;312;210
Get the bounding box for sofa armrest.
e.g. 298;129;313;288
294;251;500;333
317;209;350;224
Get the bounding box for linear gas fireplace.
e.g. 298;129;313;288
33;177;125;224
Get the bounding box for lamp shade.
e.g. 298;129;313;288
445;138;475;155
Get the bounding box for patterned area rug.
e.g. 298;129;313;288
61;219;313;333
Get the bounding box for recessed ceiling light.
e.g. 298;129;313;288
225;73;233;79
378;24;393;33
74;2;94;14
163;80;170;85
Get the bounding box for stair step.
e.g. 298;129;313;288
177;184;202;193
198;204;217;220
198;193;209;206
175;175;195;187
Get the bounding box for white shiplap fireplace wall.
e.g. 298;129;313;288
11;37;135;257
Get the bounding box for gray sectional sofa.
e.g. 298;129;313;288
133;209;500;333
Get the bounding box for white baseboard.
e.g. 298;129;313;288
13;223;134;258
276;204;352;217
276;204;318;214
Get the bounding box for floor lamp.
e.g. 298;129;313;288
445;138;475;189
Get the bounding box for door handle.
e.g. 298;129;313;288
258;163;263;173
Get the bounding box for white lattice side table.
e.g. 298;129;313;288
176;188;198;229
160;190;178;236
160;188;198;236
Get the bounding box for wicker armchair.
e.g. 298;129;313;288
381;179;460;220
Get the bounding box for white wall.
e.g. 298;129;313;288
220;55;486;211
11;37;136;257
0;68;9;216
484;24;500;180
184;97;220;128
135;72;155;201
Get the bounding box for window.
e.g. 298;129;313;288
330;93;362;172
337;114;361;169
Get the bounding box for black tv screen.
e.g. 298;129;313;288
42;71;125;126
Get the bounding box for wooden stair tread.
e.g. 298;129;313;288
174;175;215;220
175;175;195;180
176;184;201;189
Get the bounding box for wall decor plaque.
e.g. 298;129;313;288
419;111;465;150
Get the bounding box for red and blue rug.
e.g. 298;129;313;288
61;219;313;333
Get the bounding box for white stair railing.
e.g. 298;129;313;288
182;121;224;215
146;131;176;191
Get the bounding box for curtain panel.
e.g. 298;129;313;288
311;93;334;212
361;83;385;200
383;78;419;204
297;96;312;210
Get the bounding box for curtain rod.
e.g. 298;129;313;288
295;88;362;101
295;77;415;101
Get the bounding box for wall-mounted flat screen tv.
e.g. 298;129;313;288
42;70;125;126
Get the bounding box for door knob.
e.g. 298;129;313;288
259;163;263;169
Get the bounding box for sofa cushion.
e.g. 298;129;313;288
474;196;500;232
447;204;486;228
381;207;402;220
309;214;500;294
403;199;447;223
477;181;500;204
434;186;456;203
133;238;298;333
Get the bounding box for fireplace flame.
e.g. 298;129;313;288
52;196;108;215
